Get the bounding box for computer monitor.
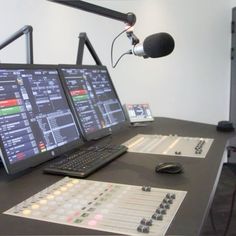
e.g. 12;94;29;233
0;64;83;174
59;65;126;140
123;103;154;123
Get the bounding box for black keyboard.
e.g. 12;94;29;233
44;143;127;178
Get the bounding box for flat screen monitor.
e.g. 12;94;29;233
0;64;82;174
59;65;126;140
124;103;154;123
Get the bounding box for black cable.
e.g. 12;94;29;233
111;26;132;68
112;51;132;68
209;208;218;235
223;183;236;236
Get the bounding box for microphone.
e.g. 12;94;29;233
132;32;175;58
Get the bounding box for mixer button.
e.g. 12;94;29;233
22;209;31;215
166;193;176;199
163;197;173;204
31;204;40;210
81;213;89;217
166;193;171;199
94;202;102;206
13;207;20;214
31;196;37;203
161;209;166;214
140;218;152;226
94;214;103;220
156;208;166;215
141;186;151;192
175;151;181;155
137;224;150;233
168;199;173;204
152;213;163;220
74;218;83;224
159;203;165;209
88;220;97;226
166;204;170;209
88;208;95;212
161;203;170;209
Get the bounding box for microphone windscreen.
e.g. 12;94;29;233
143;33;175;58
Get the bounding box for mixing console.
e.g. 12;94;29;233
4;177;186;236
123;134;214;158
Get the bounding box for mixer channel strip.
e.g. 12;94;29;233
4;177;187;236
123;134;214;158
44;144;127;178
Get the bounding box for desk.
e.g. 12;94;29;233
0;117;233;235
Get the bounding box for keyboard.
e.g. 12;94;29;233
44;143;127;178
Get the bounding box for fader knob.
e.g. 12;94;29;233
137;224;150;233
140;218;152;226
166;193;176;199
163;197;173;204
156;208;166;215
162;203;170;209
168;199;173;204
141;186;151;192
152;213;163;220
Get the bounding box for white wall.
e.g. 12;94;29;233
0;0;232;124
232;0;236;7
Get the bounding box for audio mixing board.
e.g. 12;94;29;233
4;177;187;236
123;134;214;158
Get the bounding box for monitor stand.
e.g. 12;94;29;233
130;122;152;127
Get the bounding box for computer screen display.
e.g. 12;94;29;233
0;64;82;174
124;103;154;123
59;65;126;140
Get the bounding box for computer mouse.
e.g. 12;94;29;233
155;162;183;174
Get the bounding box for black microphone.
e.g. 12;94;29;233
132;32;175;58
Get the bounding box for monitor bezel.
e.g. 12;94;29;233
0;63;84;174
58;64;128;141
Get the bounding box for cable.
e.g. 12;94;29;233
209;208;218;235
111;26;132;68
112;51;132;68
223;183;236;236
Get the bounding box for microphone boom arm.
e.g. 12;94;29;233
0;25;33;64
48;0;136;26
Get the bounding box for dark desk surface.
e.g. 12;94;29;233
0;117;234;236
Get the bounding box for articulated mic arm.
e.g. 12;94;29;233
48;0;136;26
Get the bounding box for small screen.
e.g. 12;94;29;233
60;66;126;138
125;104;154;123
0;66;81;172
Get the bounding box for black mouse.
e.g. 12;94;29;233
155;162;183;174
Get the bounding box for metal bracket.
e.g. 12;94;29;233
76;32;103;65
